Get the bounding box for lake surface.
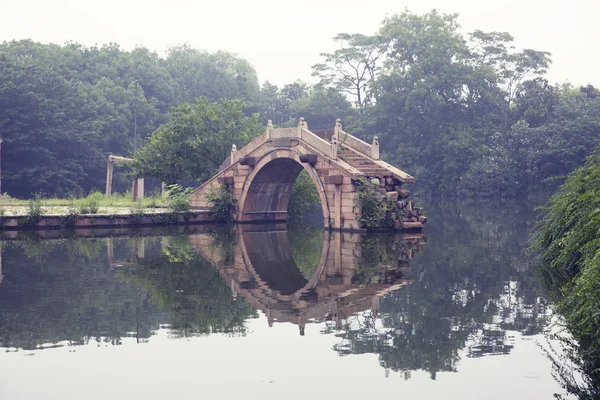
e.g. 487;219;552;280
0;200;574;399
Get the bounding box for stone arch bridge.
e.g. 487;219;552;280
191;119;426;231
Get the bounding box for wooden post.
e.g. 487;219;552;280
131;179;138;201
161;182;166;197
137;178;144;200
105;159;114;198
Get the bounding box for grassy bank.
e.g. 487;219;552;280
0;191;173;216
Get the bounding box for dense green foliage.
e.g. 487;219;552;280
287;170;321;221
132;98;263;184
0;41;262;197
309;10;600;197
356;178;399;229
532;148;600;398
207;184;236;223
165;184;192;212
1;9;599;202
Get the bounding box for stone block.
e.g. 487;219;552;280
341;198;355;208
217;176;234;185
386;191;399;202
324;175;343;185
240;157;257;166
300;154;318;164
398;189;411;198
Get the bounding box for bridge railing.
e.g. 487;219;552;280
226;119;380;168
300;128;336;158
338;130;379;160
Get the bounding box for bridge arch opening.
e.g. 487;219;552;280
238;151;329;226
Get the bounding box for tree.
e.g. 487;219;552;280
312;33;384;109
132;98;263;184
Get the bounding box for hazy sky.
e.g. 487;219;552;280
1;0;598;88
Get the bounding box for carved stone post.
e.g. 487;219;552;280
334;118;342;136
330;132;339;160
371;136;380;160
297;117;305;138
266;119;273;140
230;144;238;165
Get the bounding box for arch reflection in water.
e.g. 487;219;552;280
189;224;425;336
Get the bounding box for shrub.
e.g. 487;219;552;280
207;185;235;223
22;193;43;226
166;184;192;212
356;178;400;230
78;191;101;214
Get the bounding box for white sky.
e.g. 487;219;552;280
1;0;598;88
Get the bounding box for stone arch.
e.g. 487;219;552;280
237;148;330;226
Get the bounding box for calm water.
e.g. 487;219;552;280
0;200;573;399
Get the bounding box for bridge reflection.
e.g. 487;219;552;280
189;224;425;335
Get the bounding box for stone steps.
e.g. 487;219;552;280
338;149;390;178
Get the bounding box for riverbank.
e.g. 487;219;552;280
0;210;217;231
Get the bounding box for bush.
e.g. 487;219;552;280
166;184;192;212
23;193;43;226
207;185;235;223
356;178;399;230
78;191;101;214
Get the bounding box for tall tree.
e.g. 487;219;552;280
312;33;384;109
132;98;263;184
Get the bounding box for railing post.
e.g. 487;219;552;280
371;136;380;160
298;117;305;139
334;118;342;136
331;132;339;160
266;120;273;140
231;144;238;165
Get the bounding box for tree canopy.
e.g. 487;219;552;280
1;9;599;200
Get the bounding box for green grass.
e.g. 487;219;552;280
0;190;169;215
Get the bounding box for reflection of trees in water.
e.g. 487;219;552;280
123;235;258;338
0;234;257;350
0;238;162;350
288;222;323;279
322;200;551;379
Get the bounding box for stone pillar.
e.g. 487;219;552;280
334;118;342;136
266;120;273;140
371;136;380;160
330;134;338;160
230;144;238;165
297;117;305;138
